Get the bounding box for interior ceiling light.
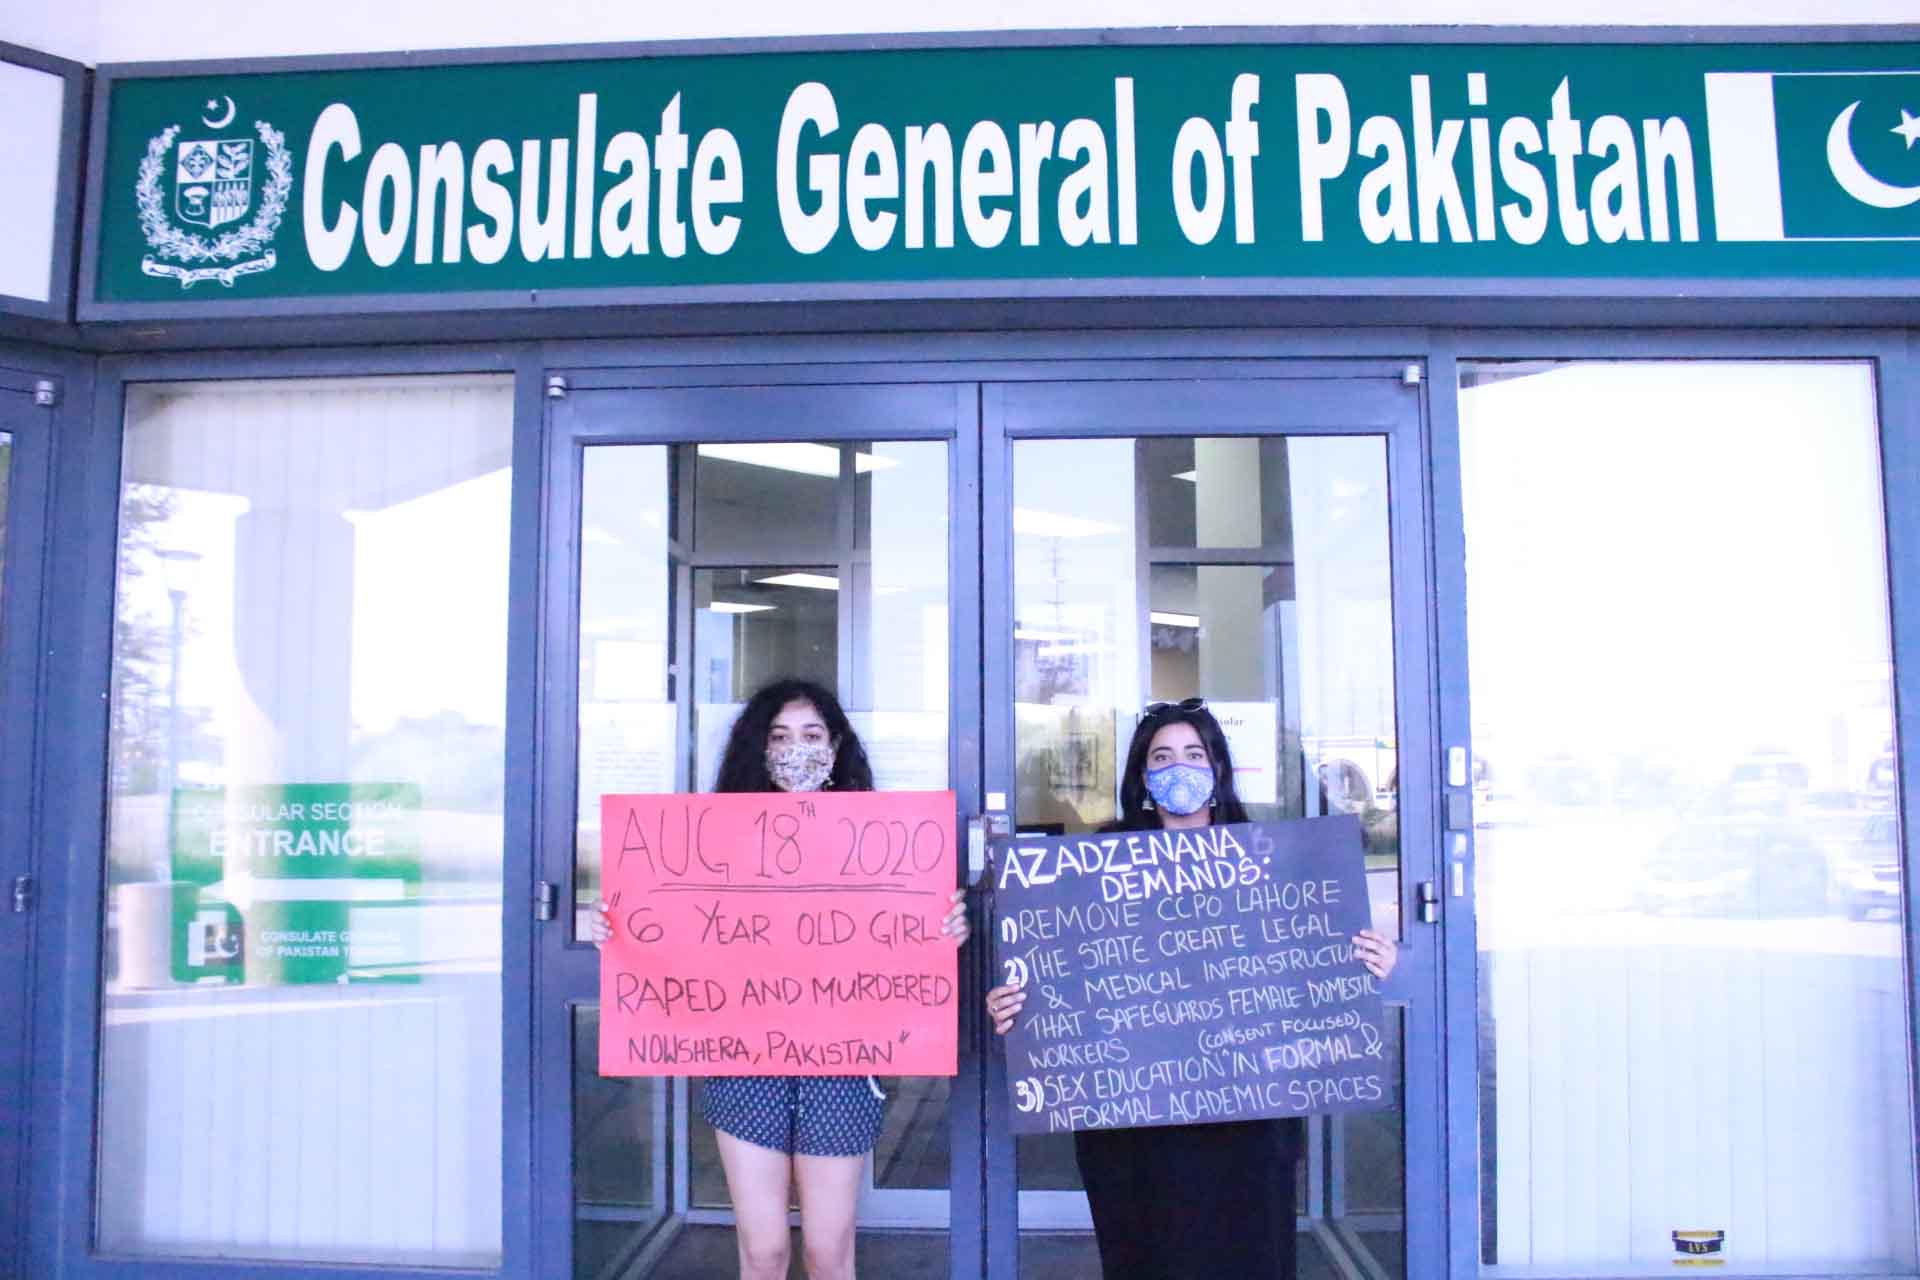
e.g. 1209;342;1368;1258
697;442;897;478
1013;628;1076;642
1012;507;1123;539
753;572;841;590
706;601;778;614
1150;611;1201;628
1171;470;1198;483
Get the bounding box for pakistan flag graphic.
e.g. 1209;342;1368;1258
1706;70;1920;241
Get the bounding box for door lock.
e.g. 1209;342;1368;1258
1416;880;1440;925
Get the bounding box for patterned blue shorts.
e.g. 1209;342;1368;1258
701;1075;888;1157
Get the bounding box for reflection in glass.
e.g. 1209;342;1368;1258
575;446;672;915
574;1007;673;1278
96;376;512;1266
1010;435;1403;1258
693;441;840;556
1461;361;1915;1273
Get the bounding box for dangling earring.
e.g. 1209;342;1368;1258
1143;793;1156;811
1208;795;1217;811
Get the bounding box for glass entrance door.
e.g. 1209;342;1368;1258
535;380;981;1280
982;371;1445;1280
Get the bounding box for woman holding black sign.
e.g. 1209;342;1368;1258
986;697;1398;1280
592;678;970;1280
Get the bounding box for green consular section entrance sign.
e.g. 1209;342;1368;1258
170;782;423;985
86;39;1920;307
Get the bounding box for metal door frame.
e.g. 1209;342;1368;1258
980;362;1449;1280
0;361;58;1280
532;371;986;1278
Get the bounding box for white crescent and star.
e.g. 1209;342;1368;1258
200;95;236;129
1826;100;1920;210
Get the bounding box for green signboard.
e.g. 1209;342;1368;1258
170;782;423;985
87;40;1920;308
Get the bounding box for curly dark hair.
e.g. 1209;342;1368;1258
1112;702;1251;831
711;678;875;793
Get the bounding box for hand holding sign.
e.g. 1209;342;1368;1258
598;790;960;1077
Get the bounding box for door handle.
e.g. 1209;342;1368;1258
967;812;1012;885
1416;880;1440;925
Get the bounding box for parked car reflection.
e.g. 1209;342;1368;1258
1836;812;1901;921
1639;818;1829;918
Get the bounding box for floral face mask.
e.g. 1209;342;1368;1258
766;741;836;792
1145;762;1214;815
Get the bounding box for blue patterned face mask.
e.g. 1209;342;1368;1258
1145;763;1215;816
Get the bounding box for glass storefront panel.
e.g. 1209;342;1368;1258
95;375;512;1266
1460;360;1915;1274
1010;434;1403;1276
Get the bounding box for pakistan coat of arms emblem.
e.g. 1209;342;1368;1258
136;96;294;288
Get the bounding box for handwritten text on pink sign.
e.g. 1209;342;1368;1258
598;790;959;1077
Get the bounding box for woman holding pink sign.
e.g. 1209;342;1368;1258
594;678;970;1280
986;697;1398;1280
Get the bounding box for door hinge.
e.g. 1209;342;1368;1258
1400;363;1423;388
11;875;33;914
534;880;558;921
1416;880;1440;925
32;379;58;407
545;375;570;400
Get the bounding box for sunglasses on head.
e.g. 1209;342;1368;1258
1143;697;1208;715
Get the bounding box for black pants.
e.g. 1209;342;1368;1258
1074;1119;1301;1280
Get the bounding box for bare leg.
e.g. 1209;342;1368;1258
715;1129;795;1280
794;1152;866;1280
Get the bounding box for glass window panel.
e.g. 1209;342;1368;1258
0;61;63;303
693;442;840;555
851;439;950;794
1139;436;1297;550
691;567;839;791
97;375;512;1266
573;1007;673;1278
575;445;673;920
1460;360;1915;1274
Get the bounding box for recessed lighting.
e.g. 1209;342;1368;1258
1014;628;1076;642
1150;611;1200;628
697;443;897;478
1171;470;1197;483
1037;642;1112;658
1013;507;1123;539
753;572;841;591
707;602;777;614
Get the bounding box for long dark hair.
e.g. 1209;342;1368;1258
711;678;875;793
1112;703;1251;831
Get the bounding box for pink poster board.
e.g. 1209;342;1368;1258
598;790;960;1077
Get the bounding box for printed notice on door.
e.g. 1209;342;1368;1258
598;790;959;1077
991;816;1390;1133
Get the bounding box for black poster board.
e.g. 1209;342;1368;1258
990;816;1391;1134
